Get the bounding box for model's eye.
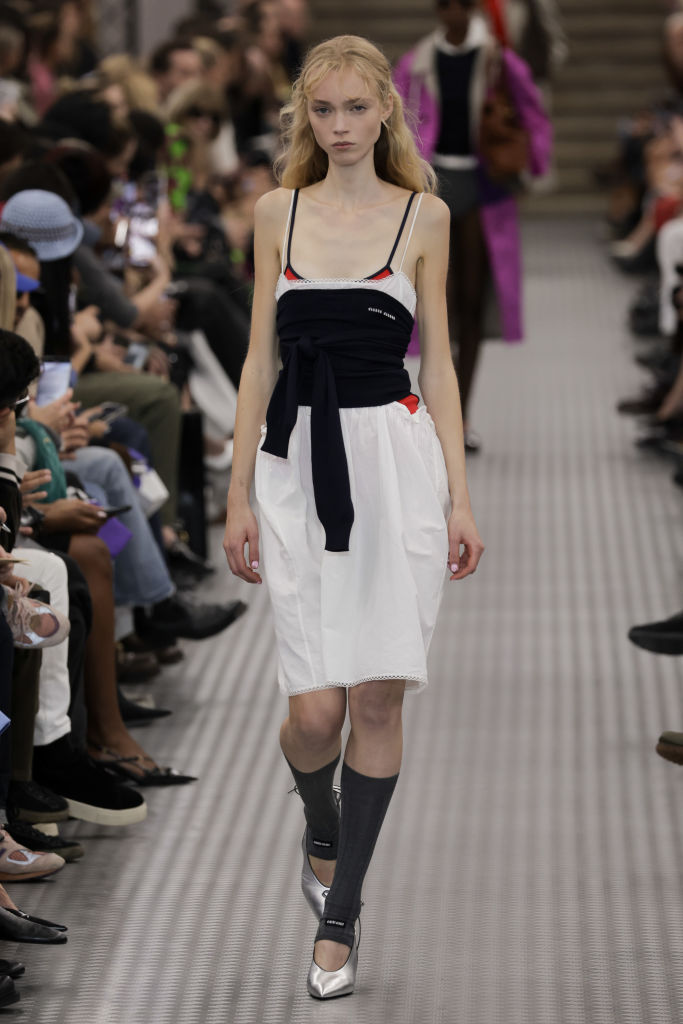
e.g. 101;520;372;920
352;105;367;112
313;106;330;115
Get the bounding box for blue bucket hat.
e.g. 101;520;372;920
0;190;83;262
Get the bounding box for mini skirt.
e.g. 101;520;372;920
255;400;451;697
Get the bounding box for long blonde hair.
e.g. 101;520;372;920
0;247;17;332
275;35;436;194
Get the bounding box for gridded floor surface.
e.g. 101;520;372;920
16;219;683;1023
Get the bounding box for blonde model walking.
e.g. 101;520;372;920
224;34;484;999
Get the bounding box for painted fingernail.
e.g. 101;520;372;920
251;561;259;569
450;563;458;572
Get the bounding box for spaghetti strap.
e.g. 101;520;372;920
286;189;300;273
385;192;417;270
281;189;299;273
398;192;425;272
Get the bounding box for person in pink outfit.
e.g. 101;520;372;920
394;0;552;451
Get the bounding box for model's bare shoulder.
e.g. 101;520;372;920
254;187;292;226
412;194;449;268
419;192;450;228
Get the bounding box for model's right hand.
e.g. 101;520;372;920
223;502;262;584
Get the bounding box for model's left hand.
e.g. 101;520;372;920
447;506;484;581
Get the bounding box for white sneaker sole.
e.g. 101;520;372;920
66;797;147;826
32;823;59;837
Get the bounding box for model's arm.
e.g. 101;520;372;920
223;190;283;584
415;195;485;581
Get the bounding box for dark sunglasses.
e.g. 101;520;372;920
185;106;221;124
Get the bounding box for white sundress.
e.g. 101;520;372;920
255;190;451;696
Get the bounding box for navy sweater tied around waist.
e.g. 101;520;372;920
261;287;415;552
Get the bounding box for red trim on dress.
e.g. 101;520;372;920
398;394;419;415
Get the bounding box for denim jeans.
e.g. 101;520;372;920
70;445;174;607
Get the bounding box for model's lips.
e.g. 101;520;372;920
332;142;353;148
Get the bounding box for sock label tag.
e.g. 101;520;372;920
325;918;346;928
312;838;333;848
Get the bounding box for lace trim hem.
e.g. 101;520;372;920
282;673;427;696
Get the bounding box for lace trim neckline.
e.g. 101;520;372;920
277;269;416;299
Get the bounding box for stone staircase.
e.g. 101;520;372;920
307;0;668;215
546;0;666;214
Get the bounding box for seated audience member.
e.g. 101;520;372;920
149;39;203;107
0;327;197;787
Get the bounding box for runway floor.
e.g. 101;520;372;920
16;218;683;1023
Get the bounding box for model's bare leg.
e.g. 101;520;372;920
314;679;405;972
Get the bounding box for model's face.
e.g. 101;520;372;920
436;0;476;35
307;69;391;167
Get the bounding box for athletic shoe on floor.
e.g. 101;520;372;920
32;747;147;827
0;830;64;881
4;821;84;863
1;586;70;649
6;779;69;824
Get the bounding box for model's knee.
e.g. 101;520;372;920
349;684;404;733
285;707;343;752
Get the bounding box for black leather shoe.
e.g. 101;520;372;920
139;596;248;642
4;908;67;932
0;975;19;1007
628;612;683;655
166;538;215;580
0;959;24;979
617;384;669;416
116;646;160;684
118;689;172;724
122;632;184;663
0;906;66;944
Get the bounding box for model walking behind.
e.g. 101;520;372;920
395;0;552;452
224;34;484;999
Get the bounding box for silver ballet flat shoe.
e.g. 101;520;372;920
306;924;360;1000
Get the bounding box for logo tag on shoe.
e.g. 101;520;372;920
325;918;346;928
312;838;333;848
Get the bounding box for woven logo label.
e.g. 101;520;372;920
368;306;396;321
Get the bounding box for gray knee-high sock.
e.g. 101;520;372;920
285;753;340;860
316;762;399;949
